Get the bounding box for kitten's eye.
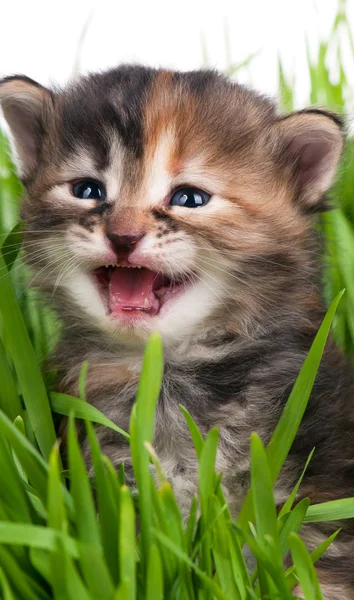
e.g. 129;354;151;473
170;187;211;208
73;181;106;201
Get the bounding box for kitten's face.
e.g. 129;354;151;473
0;68;344;346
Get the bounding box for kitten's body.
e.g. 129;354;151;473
1;66;354;597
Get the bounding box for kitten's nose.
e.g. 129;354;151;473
106;231;144;255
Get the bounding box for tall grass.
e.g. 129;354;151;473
1;1;354;597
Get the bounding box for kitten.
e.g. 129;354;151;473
1;66;354;598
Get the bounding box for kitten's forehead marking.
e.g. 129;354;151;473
144;127;176;207
104;138;125;200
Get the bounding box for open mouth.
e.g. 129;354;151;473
93;264;190;318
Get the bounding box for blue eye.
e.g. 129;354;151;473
73;180;106;201
170;187;211;208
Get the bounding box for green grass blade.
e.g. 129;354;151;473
158;479;184;548
289;533;323;600
199;427;218;520
119;486;136;599
12;415;29;483
0;252;56;458
278;498;310;557
114;579;131;599
77;544;113;600
50;392;129;440
228;529;251;599
86;421;119;584
250;433;278;548
279;449;315;518
129;331;163;578
0;568;16;600
146;544;163;600
51;538;93;600
180;404;204;459
79;361;89;402
305;497;354;522
67;416;114;598
185;495;198;553
1;222;24;270
157;481;187;587
181;404;233;526
256;562;271;599
0;433;33;523
0;522;78;555
311;528;341;564
278;56;294;112
47;443;67;533
0;336;23;420
209;495;241;599
198;427;219;597
249;434;295;597
29;548;52;587
135;331;164;443
147;478;178;586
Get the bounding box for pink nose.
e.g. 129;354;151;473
106;232;144;255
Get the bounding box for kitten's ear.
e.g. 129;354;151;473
0;75;53;179
276;109;345;209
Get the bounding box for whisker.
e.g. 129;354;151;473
0;230;71;237
0;245;72;263
1;239;69;249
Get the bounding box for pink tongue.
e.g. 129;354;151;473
109;268;158;314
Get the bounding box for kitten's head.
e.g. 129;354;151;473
0;67;344;347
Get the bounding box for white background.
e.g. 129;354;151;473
0;0;353;107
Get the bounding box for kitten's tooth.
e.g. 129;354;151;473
144;298;149;308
